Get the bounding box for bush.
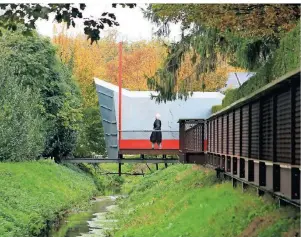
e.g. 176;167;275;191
212;21;300;112
0;60;46;162
212;105;223;114
0;27;83;162
74;106;106;157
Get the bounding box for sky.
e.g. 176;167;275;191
36;3;182;42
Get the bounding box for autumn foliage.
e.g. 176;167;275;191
53;28;167;106
53;26;243;101
177;52;245;92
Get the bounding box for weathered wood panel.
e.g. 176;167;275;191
214;119;218;153
262;97;273;161
251;102;260;159
241;105;249;157
295;86;300;165
234;108;241;156
228;112;234;155
223;114;228;154
218;117;223;153
276;89;291;163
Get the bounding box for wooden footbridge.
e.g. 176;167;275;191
66;68;300;207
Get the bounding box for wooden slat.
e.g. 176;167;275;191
295;86;300;165
242;105;249;157
228;112;234;155
218;117;223;153
262;97;273;161
276;89;291;163
251;102;260;159
214;119;218;153
223;114;228;154
234;108;241;156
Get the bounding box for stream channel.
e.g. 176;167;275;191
50;196;119;237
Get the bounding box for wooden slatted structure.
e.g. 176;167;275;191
218;117;223;154
179;68;300;205
241;105;249;157
295;86;300;165
228;112;234;155
251;102;260;159
276;89;291;163
234;108;240;156
223;114;228;154
178;119;206;164
262;97;273;161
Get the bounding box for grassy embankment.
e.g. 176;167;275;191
111;164;300;237
0;158;161;237
0;159;98;237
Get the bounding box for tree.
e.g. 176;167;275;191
144;4;300;102
146;4;300;38
0;3;136;43
104;40;167;90
0;57;46;162
0;27;82;162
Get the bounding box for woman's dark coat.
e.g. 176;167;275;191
150;119;162;144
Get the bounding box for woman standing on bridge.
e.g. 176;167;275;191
150;113;162;149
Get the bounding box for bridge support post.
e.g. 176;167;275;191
163;155;167;168
156;163;159;170
118;163;122;176
118;154;123;176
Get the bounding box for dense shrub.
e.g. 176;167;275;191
0;63;46;161
213;21;300;112
74;106;106;157
0;27;82;162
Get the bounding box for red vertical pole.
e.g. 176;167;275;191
118;42;122;148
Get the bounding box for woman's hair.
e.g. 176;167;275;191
155;113;161;119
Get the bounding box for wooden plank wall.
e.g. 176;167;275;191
205;75;299;166
295;86;300;165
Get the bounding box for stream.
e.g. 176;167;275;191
50;196;119;237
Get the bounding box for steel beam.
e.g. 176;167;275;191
65;158;179;164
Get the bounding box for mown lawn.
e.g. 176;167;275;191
0;159;97;237
112;165;300;237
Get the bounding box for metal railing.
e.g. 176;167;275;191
118;130;179;140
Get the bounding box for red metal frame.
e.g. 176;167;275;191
120;139;179;149
118;42;122;148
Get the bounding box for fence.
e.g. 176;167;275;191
178;119;206;164
179;69;300;202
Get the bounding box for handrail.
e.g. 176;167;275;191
118;130;179;132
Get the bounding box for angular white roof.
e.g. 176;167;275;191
94;78;225;99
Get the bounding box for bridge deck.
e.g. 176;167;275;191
65;158;179;164
119;149;180;155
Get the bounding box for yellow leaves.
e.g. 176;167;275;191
53;30;167;107
177;51;246;92
104;41;167;91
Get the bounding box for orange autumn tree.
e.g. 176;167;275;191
53;26;167;107
177;51;246;92
104;41;167;90
53;27;120;107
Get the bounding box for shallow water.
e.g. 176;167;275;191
50;196;119;237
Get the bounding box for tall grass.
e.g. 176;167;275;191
0;160;97;237
112;165;299;237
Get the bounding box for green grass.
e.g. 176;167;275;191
0;159;97;237
111;165;300;237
